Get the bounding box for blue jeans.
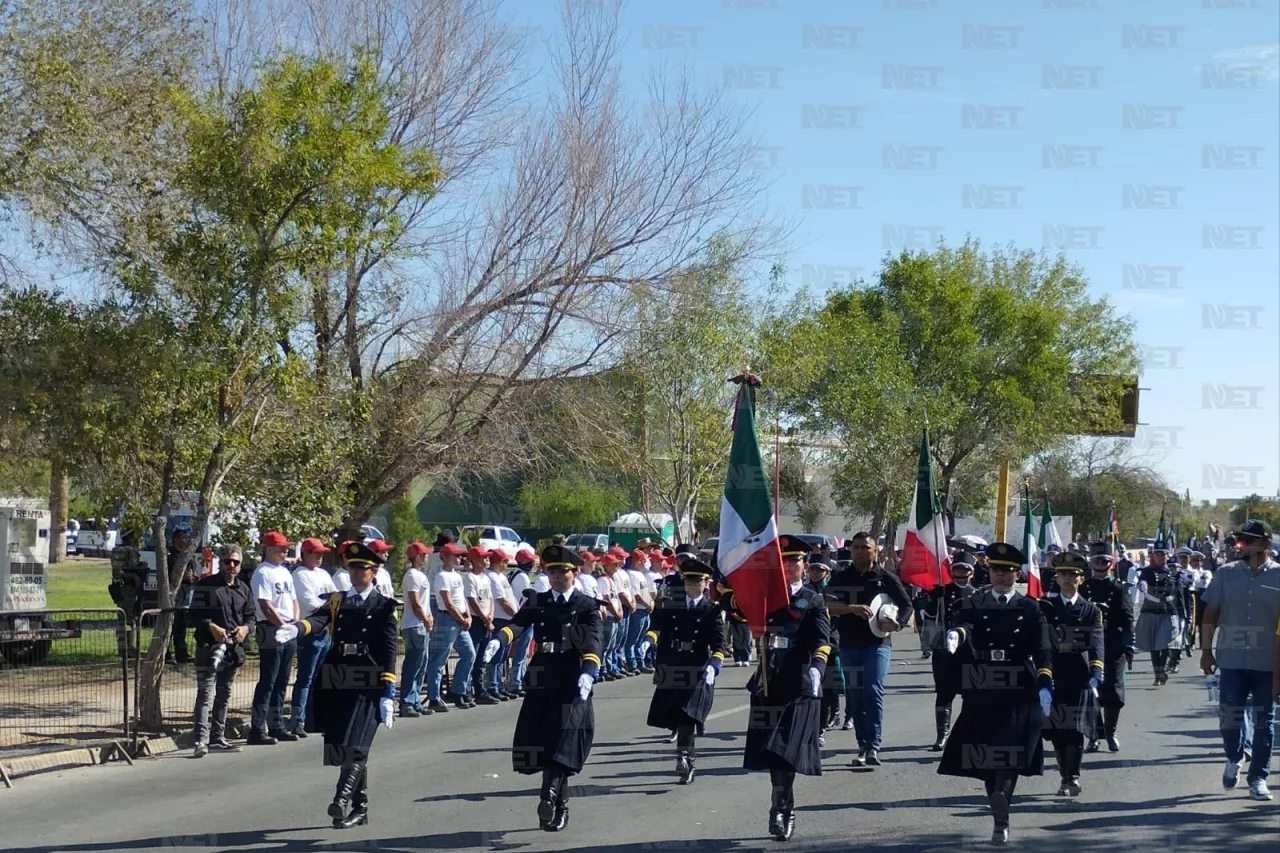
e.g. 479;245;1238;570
839;644;892;752
601;619;619;674
613;613;630;670
1219;668;1275;783
507;625;534;691
400;626;430;708
625;610;650;668
290;630;331;728
427;613;476;701
251;639;296;733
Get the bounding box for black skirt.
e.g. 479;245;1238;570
1043;687;1100;739
938;697;1044;780
646;667;716;729
743;691;823;777
1097;657;1126;708
315;670;380;767
930;650;962;698
512;690;595;776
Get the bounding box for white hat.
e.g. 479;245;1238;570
868;593;899;639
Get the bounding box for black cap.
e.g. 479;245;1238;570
679;559;715;579
540;544;582;569
779;534;809;557
951;552;975;569
807;554;833;572
1052;551;1088;573
674;543;698;558
985;542;1025;569
344;541;385;568
1237;519;1273;541
432;529;457;548
835;547;851;562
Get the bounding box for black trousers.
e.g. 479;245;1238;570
172;608;191;660
983;771;1018;825
676;722;697;758
769;767;796;811
1050;731;1084;779
540;761;570;803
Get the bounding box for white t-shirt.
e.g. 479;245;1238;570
533;571;552;594
487;569;519;619
465;570;493;617
375;567;394;599
575;573;600;599
628;569;654;609
292;565;336;614
401;567;429;630
611;570;632;602
433;567;467;615
509;568;532;604
251;561;296;624
332;567;352;592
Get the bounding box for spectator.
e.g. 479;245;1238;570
169;525;198;664
463;545;498;705
368;539;396;597
612;552;636;674
505;547;538;696
332;541;353;592
426;541;476;711
1201;520;1280;801
485;548;520;700
248;531;299;745
599;550;627;680
189;545;255;757
289;537;336;736
626;551;657;674
399;541;434;717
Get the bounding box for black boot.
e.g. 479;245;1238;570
930;706;951;752
550;774;570;832
677;751;695;785
339;765;369;828
537;769;563;830
328;763;361;827
768;771;795;840
1103;706;1121;752
989;774;1013;845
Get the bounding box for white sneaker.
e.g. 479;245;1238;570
1223;759;1242;790
1249;779;1273;801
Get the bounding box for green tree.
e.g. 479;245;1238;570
516;475;626;534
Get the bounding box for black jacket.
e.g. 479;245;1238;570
825;567;912;647
1079;575;1135;658
188;574;256;647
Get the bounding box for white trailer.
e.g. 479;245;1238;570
0;498;80;664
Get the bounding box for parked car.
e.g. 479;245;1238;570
461;525;535;560
699;536;719;554
792;533;835;552
564;533;609;554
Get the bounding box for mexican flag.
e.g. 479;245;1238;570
1038;494;1063;555
898;429;951;591
1022;485;1043;597
716;375;790;635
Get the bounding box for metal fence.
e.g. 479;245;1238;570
0;609;131;766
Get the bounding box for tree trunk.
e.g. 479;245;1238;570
48;457;68;565
138;455;175;732
868;487;890;540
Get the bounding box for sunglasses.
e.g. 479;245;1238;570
222;558;242;566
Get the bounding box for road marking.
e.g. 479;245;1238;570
705;702;751;722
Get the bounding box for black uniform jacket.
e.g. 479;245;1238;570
1079;576;1134;658
644;593;726;728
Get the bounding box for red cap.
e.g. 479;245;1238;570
338;540;353;551
261;531;290;547
405;541;431;559
299;537;330;554
602;547;626;564
629;548;647;564
580;550;599;562
368;539;394;553
514;547;537;564
438;541;466;557
488;547;511;562
466;544;491;560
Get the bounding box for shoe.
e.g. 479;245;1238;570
464;697;477;708
989;790;1010;829
399;705;421;718
246;731;277;746
1062;778;1081;797
1223;759;1242;790
477;694;501;706
1244;748;1253;763
291;725;309;738
850;752;867;767
416;704;434;716
209;737;240;752
451;695;470;709
641;665;655;674
991;826;1009;845
676;752;695;785
1056;779;1071;796
427;699;450;713
865;750;882;767
328;764;362;827
549;803;569;832
193;741;208;758
921;651;931;659
1249;779;1273;801
497;692;512;701
768;809;794;841
1106;734;1120;753
665;731;679;744
818;734;826;748
841;717;854;731
537;798;556;830
1085;739;1100;753
268;728;298;742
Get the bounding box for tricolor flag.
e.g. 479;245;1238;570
1022;485;1043;597
716;375;790;635
898;429;952;591
1108;503;1119;558
1154;506;1168;550
1038;493;1063;555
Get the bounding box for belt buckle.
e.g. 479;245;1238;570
341;643;358;656
990;649;1006;662
769;636;790;649
540;641;557;653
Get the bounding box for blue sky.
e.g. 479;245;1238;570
520;0;1280;503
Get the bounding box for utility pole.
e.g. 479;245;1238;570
994;461;1011;541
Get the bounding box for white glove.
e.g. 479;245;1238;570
274;623;299;645
1088;676;1100;697
577;673;594;702
1038;687;1052;719
639;639;652;658
944;630;960;655
379;698;395;729
482;638;500;664
807;666;821;697
703;665;716;686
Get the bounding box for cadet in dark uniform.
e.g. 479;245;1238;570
281;541;398;829
638;558;726;784
938;542;1053;846
743;534;833;842
496;544;604;832
1134;544;1183;685
1039;552;1105;797
717;578;753;667
804;554;843;737
1079;548;1134;752
925;553;978;751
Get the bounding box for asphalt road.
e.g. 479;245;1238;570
4;649;1277;852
